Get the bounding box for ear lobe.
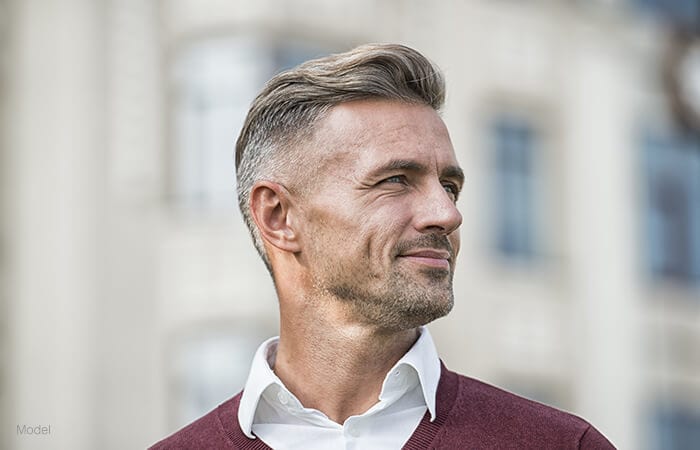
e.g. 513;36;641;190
249;181;301;254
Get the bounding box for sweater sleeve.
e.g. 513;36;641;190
579;424;616;449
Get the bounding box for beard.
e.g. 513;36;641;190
312;234;456;332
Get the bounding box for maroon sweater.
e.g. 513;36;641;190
150;364;615;449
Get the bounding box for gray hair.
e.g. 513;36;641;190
235;43;446;273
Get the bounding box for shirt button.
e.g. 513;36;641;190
277;390;289;405
393;369;406;386
346;423;360;438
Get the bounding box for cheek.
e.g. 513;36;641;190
299;208;348;257
363;213;410;259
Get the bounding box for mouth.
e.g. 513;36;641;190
397;249;451;269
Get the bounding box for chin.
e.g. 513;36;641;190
380;294;454;332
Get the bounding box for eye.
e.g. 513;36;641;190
442;182;460;201
381;175;408;185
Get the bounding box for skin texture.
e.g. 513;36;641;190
249;99;463;424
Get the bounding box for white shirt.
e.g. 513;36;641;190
237;327;441;450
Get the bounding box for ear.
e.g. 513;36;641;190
249;181;302;254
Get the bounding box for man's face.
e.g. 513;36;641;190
294;99;463;331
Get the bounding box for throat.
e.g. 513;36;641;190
273;324;420;423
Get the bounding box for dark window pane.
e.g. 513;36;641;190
492;115;538;260
643;131;700;285
651;404;700;450
629;0;700;30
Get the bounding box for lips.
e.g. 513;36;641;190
397;249;451;269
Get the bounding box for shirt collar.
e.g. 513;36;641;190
237;336;283;438
389;326;440;421
237;327;441;438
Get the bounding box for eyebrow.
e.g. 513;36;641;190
370;159;426;177
442;165;465;186
367;159;465;185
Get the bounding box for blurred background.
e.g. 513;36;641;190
2;0;700;449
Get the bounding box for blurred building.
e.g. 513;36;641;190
2;0;699;449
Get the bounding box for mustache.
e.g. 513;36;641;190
394;234;454;259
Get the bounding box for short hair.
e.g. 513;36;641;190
235;43;446;273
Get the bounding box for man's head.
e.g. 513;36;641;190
235;44;463;331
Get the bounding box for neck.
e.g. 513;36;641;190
273;299;420;424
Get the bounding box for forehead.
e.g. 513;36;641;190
311;99;458;174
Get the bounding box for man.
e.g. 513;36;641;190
151;44;615;449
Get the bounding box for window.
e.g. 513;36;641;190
169;36;330;211
643;131;700;285
491;114;541;260
651;404;700;450
629;0;700;29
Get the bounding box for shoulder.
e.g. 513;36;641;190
148;394;242;450
452;373;586;429
435;368;615;448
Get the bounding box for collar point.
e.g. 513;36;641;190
242;430;257;440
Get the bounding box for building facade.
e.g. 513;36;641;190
2;0;699;449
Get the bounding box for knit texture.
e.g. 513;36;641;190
149;363;615;449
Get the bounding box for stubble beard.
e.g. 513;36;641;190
315;237;456;332
328;268;454;332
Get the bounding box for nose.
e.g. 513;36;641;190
413;182;463;235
